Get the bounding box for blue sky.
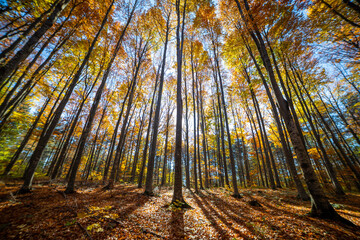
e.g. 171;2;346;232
0;0;7;7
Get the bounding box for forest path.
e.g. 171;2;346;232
0;183;359;239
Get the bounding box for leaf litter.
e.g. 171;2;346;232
0;183;359;239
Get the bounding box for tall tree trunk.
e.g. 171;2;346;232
0;0;72;85
190;44;198;193
161;107;173;186
144;11;171;195
130;104;147;183
216;82;230;187
195;74;203;190
234;0;343;219
65;0;135;193
17;1;113;194
137;65;160;188
214;50;240;197
213;99;225;187
199;82;209;188
106;42;146;189
184;63;191;189
290;74;345;195
172;0;188;207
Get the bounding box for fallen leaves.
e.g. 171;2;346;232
0;184;359;239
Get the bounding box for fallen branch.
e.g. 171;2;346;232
141;227;165;239
90;215;125;228
56;190;67;199
77;222;93;240
106;217;125;227
9;192;16;202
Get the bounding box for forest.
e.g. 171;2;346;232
0;0;360;239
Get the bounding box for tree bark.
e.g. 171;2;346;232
0;0;72;85
18;1;112;194
144;11;171;195
172;0;188;207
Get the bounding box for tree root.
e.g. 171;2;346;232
170;200;192;209
248;200;262;207
16;187;31;195
56;190;67;199
64;189;76;194
232;193;243;199
77;222;93;240
102;184;113;191
143;190;154;196
141;227;165;238
307;210;357;227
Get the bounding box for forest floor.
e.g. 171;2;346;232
0;181;359;239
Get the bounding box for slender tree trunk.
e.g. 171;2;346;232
191;45;198;193
130;104;147;183
214;50;240;197
216;83;230;187
0;0;72;85
2;86;55;175
106;43;145;189
144;11;171;195
234;0;343;219
0;0;57;61
199;82;209;188
172;0;188;207
161;107;173;186
137;67;160;188
213;99;225;187
65;0;136;193
184;64;191;189
17;2;112;194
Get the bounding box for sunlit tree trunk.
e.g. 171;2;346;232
213;99;225;187
2;85;56;176
0;0;72;85
199;82;209;188
184;64;191;189
161;107;173;187
144;10;171;195
172;0;188;207
66;0;135;193
17;2;113;194
234;0;343;219
130;104;147;183
106;43;145;189
214;52;240;196
190;44;198;193
137;67;159;188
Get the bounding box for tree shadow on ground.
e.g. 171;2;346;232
191;190;253;239
0;184;151;240
205;191;293;239
200;189;359;239
169;208;185;239
254;194;360;233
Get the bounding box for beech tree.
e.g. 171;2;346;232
1;0;359;226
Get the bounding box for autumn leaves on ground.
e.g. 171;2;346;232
0;182;359;240
2;0;360;239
